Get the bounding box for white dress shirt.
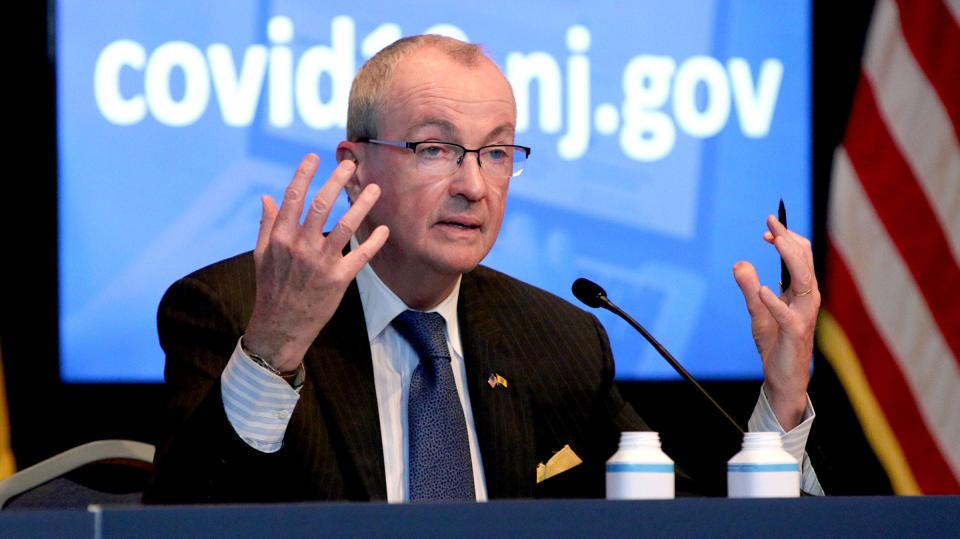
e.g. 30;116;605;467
351;257;488;502
221;244;822;498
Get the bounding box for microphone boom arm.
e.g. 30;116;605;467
598;297;744;435
573;277;744;435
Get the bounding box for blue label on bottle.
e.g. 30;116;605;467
727;463;798;473
606;463;675;473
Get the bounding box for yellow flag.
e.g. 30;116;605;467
0;340;16;478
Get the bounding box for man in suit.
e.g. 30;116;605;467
146;35;823;503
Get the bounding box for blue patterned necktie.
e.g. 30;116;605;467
392;310;475;501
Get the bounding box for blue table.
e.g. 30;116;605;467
2;496;957;538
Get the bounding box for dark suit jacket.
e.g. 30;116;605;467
145;252;654;503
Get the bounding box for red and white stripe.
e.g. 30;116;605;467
825;0;960;494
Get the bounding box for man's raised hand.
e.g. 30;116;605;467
733;215;820;431
244;154;389;372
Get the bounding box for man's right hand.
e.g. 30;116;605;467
243;154;389;373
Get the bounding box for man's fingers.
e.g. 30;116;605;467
766;214;787;237
274;153;320;231
343;225;390;274
778;229;814;272
769;226;814;269
303;159;357;237
764;217;812;251
764;215;817;297
788;229;815;271
733;261;765;318
255;195;278;265
773;234;817;298
758;285;794;328
323;182;382;255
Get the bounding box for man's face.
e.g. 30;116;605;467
350;48;517;297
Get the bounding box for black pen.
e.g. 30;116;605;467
778;198;790;292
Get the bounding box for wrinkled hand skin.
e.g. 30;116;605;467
243;154;390;373
733;215;821;431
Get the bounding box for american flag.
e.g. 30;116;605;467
819;0;959;493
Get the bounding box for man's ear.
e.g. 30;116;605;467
336;142;361;203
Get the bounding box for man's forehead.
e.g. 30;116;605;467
377;48;517;137
401;117;516;140
406;118;458;138
384;46;513;103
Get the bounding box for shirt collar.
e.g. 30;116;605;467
351;237;463;358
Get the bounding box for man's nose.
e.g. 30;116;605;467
451;151;486;201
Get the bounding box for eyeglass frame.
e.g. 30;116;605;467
353;137;532;178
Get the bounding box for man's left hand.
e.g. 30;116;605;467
733;215;821;431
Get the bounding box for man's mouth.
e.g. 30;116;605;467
437;219;481;230
441;222;479;230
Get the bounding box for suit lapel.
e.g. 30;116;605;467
293;268;535;500
459;271;536;498
302;280;387;500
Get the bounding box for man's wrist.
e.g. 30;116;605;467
763;383;807;431
240;335;305;387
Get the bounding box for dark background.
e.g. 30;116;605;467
2;0;892;495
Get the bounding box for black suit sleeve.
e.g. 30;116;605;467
145;262;306;504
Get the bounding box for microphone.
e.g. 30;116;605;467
572;277;744;435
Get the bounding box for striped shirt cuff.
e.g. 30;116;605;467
221;338;301;453
748;387;824;495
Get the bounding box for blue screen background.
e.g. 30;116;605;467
58;0;810;382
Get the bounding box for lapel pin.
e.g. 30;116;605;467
488;373;509;389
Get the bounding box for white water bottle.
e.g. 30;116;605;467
606;431;675;499
727;432;799;498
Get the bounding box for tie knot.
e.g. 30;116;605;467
392;310;450;362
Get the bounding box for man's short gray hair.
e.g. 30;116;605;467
346;35;487;140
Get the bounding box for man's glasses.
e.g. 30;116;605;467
355;138;531;180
